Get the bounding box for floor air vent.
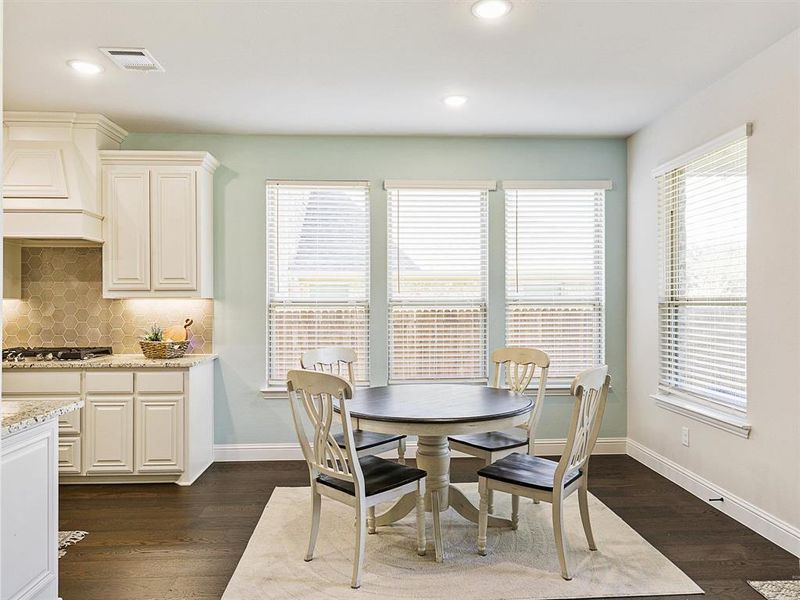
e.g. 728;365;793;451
99;48;165;72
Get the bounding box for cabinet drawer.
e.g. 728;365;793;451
86;371;134;393
136;371;184;393
3;371;81;395
58;438;81;474
59;406;81;436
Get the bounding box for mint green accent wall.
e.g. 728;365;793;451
123;134;627;445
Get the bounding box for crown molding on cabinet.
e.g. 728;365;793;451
99;151;220;173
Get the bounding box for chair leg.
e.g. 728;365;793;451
511;494;520;530
416;480;427;556
304;488;321;562
485;458;494;514
552;496;571;580
578;480;597;551
478;477;489;556
431;489;444;563
352;502;367;589
367;506;376;534
398;437;407;465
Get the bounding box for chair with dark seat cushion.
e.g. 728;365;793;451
287;370;428;589
447;429;528;453
449;347;549;513
477;366;611;581
332;430;406;453
477;453;582;491
302;347;407;464
317;454;426;497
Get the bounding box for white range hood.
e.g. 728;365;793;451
3;112;128;243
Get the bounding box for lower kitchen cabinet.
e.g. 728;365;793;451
136;395;184;473
1;359;215;485
85;395;135;474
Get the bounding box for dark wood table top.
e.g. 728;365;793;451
338;384;532;424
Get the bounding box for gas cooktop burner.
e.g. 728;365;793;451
2;346;113;362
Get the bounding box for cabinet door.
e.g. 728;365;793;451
151;168;197;291
58;437;82;474
85;395;134;474
104;166;151;291
136;395;184;473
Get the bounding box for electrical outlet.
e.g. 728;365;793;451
681;426;690;447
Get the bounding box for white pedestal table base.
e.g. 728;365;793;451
374;434;513;561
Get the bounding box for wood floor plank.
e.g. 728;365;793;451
58;455;799;599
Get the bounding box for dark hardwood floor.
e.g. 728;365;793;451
58;455;799;600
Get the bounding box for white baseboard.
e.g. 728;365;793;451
627;438;800;558
213;436;627;463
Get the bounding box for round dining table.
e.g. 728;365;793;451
340;383;533;562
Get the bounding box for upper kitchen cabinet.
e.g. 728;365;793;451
3;112;128;242
100;151;219;298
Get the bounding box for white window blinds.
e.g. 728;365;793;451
266;181;370;386
505;186;606;385
387;184;490;382
657;133;748;409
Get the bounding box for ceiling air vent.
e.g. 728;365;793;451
99;47;164;72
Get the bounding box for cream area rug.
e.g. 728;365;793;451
222;483;702;599
58;530;88;558
748;580;800;600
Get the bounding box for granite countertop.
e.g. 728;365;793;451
2;354;218;370
2;398;84;437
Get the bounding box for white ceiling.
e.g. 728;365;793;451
4;1;799;136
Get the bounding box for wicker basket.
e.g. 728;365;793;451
139;340;190;359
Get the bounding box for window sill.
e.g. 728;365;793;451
261;387;288;399
650;392;751;438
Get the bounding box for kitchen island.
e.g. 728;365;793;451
2;398;83;600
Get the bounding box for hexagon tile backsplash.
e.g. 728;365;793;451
3;247;213;353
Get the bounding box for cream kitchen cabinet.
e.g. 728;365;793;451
136;395;184;473
100;151;219;298
84;395;135;474
1;357;215;485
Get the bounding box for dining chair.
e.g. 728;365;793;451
476;365;610;580
301;347;407;466
287;369;428;589
448;347;549;513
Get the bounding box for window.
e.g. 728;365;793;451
266;181;370;386
504;183;607;386
386;181;492;382
656;129;748;410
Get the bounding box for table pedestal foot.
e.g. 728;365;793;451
449;485;514;528
371;434;512;561
374;493;416;527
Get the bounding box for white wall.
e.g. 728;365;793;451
627;29;800;552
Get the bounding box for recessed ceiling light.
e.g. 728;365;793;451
443;95;468;108
67;60;104;75
471;0;512;20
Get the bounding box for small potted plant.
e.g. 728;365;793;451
139;323;189;359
